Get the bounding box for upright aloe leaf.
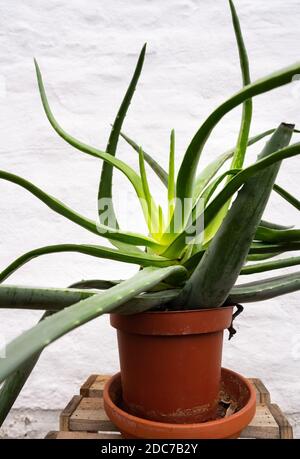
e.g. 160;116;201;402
203;0;252;244
176;123;294;309
121;126;288;207
120;130;168;186
138;147;159;235
0;265;187;383
168;129;176;222
229;0;252;169
98;45;146;252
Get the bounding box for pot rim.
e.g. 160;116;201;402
103;368;256;438
110;305;234;335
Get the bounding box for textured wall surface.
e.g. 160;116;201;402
0;0;300;438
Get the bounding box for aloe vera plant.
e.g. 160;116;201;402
1;0;300;425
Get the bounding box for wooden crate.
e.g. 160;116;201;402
45;374;293;439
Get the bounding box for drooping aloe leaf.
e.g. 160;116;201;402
175;123;294;309
273;183;300;211
255;226;300;243
0;243;174;284
0;170;161;250
0;284;97;310
138;147;159;235
246;252;281;261
0;311;53;427
34;60;153;224
98;45;146;254
249;241;300;254
228;271;300;302
260;219;294;230
164;140;300;257
0;265;187;383
241;256;300;275
69;279;121;290
175;61;300;220
120;130;169;186
115;289;181;314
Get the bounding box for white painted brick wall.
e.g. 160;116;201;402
0;0;300;437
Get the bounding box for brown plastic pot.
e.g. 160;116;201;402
103;368;256;439
110;306;233;423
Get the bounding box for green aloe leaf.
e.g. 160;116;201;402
246;252;281;261
69;279;121;290
0;170;161;250
34;60;154;225
175;61;300;220
122;128;278;196
115;289;181;314
202;0;252;245
168;129;176;222
176;123;294;309
0;265;187;383
0;243;174;283
229;0;252;169
0;311;53;427
0;284;97;310
273;183;300;211
189;169;240;257
228;271;300;302
193;127;300;203
255;226;300;243
138;147;159;235
120;130;169;186
197;169;240;206
260;219;293;230
98;45;146;253
164;140;300;257
249;241;300;254
241;256;300;275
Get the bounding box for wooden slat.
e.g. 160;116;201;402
47;374;293;440
80;374;110;398
69;397;117;432
240;404;280;439
268;403;293;439
59;395;82;431
248;378;271;404
47;431;121;439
